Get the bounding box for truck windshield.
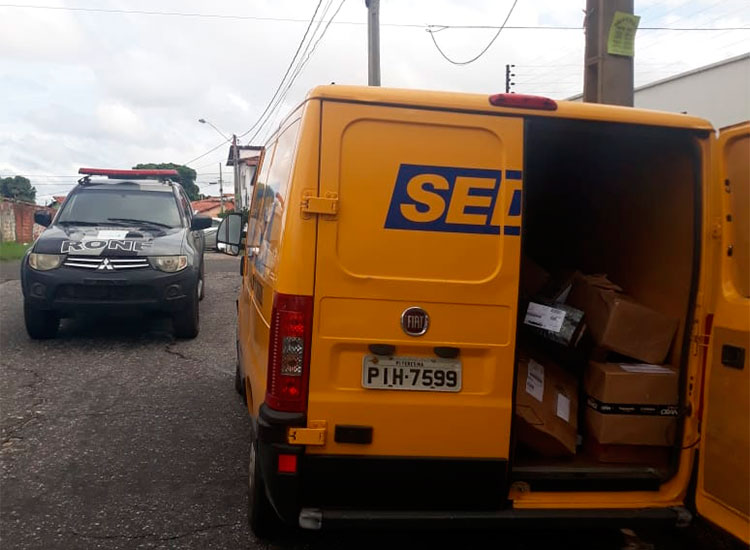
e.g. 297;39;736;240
58;189;183;228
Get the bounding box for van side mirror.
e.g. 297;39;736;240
34;210;52;227
217;213;243;256
190;215;212;230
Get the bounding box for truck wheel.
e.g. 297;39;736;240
235;355;246;398
24;303;59;339
248;440;281;538
173;284;199;339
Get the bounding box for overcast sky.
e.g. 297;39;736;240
1;0;748;203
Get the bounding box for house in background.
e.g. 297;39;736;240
47;195;67;209
227;145;263;211
191;195;236;218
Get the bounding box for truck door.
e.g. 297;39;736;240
307;99;524;463
696;122;750;543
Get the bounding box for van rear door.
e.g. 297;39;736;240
306;99;523;461
696;122;750;543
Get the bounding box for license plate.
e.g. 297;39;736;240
361;355;462;392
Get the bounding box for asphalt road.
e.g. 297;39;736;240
0;254;742;549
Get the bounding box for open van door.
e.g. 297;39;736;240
695;122;750;543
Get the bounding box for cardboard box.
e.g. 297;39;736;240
567;274;678;364
523;301;586;348
515;353;579;456
584;437;670;465
584;361;679;446
521;255;550;298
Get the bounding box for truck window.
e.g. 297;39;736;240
252;118;302;276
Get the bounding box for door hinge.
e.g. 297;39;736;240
301;191;338;217
691;319;711;356
287;420;327;446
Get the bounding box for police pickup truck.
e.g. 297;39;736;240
21;168;212;339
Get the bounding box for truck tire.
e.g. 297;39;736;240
248;440;281;538
198;261;205;301
173;283;199;339
24;303;59;339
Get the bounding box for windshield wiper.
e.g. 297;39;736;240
57;220;107;226
107;218;173;229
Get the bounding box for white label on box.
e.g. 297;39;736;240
619;363;672;374
524;302;566;333
525;360;545;402
556;393;571;422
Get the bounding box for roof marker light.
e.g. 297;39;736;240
488;94;558;111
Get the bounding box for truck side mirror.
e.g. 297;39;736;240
217;213;243;256
34;210;52;227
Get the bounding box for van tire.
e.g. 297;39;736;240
173;284;199;339
24;303;59;339
235;357;245;398
248;440;281;538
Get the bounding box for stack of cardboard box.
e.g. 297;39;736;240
516;260;679;463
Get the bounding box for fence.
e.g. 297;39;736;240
0;198;54;243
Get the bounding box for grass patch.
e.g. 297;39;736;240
0;241;30;261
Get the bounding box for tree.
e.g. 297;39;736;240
132;163;200;200
0;176;36;203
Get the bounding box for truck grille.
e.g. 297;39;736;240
64;256;150;271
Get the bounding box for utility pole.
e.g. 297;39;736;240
366;0;380;86
232;134;240;210
218;162;224;214
583;0;635;106
505;64;516;94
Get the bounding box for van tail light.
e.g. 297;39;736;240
266;293;313;413
488;94;557;111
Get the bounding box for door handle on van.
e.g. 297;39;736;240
721;344;745;370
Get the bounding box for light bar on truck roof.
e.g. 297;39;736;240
488;94;558;111
78;168;180;177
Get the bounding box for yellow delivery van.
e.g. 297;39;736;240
217;85;749;540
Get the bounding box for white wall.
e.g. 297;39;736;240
634;55;749;130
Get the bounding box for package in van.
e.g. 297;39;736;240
515;353;578;456
584;361;679;446
520;255;551;298
523;300;586;348
567;273;678;364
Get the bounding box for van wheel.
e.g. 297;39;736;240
173;284;199;339
235;357;246;398
24;303;59;339
248;441;281;538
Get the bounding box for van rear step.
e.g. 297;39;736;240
511;464;667;492
299;506;691;530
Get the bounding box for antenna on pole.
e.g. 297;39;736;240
366;0;381;86
505;64;516;94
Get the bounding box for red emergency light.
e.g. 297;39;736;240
78;168;180;177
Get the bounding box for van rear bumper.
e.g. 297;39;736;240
298;506;693;531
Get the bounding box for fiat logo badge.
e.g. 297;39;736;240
401;306;429;336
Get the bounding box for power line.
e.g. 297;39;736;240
251;0;346;145
0;4;746;31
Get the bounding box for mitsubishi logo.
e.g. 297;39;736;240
97;258;115;271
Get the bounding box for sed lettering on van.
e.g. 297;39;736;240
60;239;152;254
384;164;522;235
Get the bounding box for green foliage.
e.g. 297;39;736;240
0;241;31;261
132;163;200;200
0;176;36;203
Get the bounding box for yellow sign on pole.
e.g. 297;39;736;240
607;11;640;57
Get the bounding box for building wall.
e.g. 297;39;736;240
633;55;749;129
0;199;54;243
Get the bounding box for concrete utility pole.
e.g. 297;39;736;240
583;0;635;106
231;134;240;210
366;0;381;86
218;162;224;214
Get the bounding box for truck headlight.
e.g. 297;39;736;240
28;253;64;271
149;255;188;273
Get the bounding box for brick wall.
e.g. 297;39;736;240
0;198;54;243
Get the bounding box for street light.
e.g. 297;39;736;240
197;118;230;141
197;118;240;210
